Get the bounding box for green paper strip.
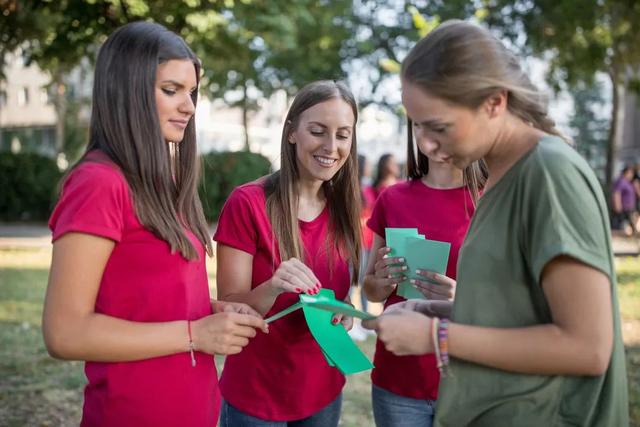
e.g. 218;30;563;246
265;301;303;324
300;293;377;320
302;289;373;375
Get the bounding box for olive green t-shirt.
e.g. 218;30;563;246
435;137;629;426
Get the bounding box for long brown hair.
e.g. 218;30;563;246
264;80;361;284
77;22;210;260
402;20;567;144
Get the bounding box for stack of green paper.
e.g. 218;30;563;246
385;227;451;299
264;289;374;375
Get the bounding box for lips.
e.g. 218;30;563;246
313;155;337;167
169;119;189;130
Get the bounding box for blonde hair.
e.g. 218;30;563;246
402;20;567;142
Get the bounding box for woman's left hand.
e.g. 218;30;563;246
362;309;434;355
410;270;456;301
211;300;263;317
331;300;354;331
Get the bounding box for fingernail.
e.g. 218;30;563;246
409;279;416;284
399;257;405;262
401;266;407;271
332;318;339;324
295;288;302;293
415;269;421;274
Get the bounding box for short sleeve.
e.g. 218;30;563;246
522;146;612;282
213;187;259;255
366;192;387;238
49;162;127;242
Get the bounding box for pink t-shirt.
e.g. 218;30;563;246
48;151;220;427
213;181;349;421
367;179;474;400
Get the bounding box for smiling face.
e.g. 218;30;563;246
155;59;197;143
402;80;492;169
289;97;355;183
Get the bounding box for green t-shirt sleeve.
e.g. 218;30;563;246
521;146;612;284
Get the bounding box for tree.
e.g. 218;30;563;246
356;0;640;189
569;82;610;184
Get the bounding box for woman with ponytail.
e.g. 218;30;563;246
363;20;628;426
43;22;266;427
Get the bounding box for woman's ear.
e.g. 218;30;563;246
484;90;508;118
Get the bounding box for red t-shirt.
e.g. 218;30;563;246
366;179;474;400
213;181;349;421
48;151;220;427
361;185;377;249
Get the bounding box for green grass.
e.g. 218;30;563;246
0;248;638;426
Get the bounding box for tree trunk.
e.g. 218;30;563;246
53;72;67;157
242;83;251;152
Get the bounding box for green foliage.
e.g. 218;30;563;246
0;152;62;221
198;151;272;222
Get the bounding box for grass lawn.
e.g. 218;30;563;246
0;247;638;426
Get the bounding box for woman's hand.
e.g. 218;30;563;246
362;309;434;356
331;299;355;331
268;258;321;296
191;311;268;356
211;300;262;316
410;270;456;301
371;246;407;293
384;299;452;318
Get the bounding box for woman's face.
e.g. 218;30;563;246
402;80;490;169
289;97;355;183
155;59;197;143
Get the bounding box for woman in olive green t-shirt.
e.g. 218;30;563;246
363;20;629;427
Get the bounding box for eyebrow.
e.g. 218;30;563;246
307;121;353;131
413;118;450;128
160;80;197;90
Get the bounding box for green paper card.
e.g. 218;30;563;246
398;237;451;299
300;293;377;320
385;228;420;259
303;289;373;375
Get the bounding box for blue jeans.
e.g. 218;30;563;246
220;395;342;427
372;385;435;427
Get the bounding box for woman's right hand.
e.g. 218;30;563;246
191;311;268;355
372;246;407;293
267;257;321;296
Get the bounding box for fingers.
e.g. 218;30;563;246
230;312;269;333
410;279;453;300
274;258;321;295
341;316;354;331
331;313;343;325
361;318;378;330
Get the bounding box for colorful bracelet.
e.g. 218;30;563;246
187;320;196;368
437;318;450;376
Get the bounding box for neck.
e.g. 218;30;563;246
422;161;464;189
296;176;325;204
483;114;545;188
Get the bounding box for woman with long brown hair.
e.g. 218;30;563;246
214;80;361;426
364;20;628;426
43;22;266;427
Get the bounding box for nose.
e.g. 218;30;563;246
179;93;196;116
415;131;439;157
323;134;339;154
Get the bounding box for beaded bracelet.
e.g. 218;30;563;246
437;318;450;376
188;320;196;368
